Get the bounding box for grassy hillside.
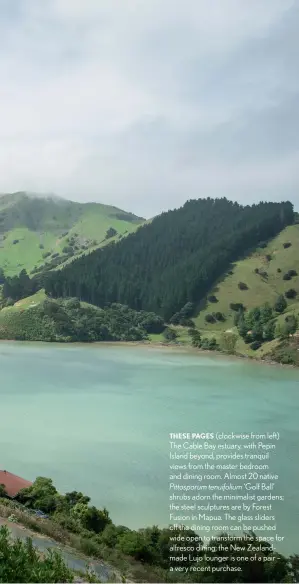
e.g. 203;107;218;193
0;192;144;276
194;223;299;331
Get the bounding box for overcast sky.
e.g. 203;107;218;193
0;0;298;217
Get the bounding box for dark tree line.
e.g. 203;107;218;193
2;269;38;302
41;199;294;319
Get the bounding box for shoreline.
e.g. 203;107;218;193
0;337;297;371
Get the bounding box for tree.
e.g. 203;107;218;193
117;530;155;563
263;320;275;341
0;484;7;498
163;327;177;342
220;333;237;354
17;477;58;513
274;294;287;313
44;199;294;320
0;525;73;582
285;288;297;299
179;302;194;318
189;328;201;347
105;227;117;239
71;503;111;533
259;303;273;324
276;315;297;339
64;490;90;509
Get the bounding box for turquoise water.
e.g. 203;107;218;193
0;342;298;554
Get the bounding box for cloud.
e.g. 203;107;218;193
0;0;297;216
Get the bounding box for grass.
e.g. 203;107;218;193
194;224;299;332
0;193;144;276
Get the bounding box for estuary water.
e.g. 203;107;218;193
0;342;298;554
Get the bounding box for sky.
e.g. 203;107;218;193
0;0;298;218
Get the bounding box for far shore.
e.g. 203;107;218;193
0;337;297;370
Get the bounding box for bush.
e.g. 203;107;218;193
13;239;19;244
258;241;267;248
39;243;44;249
277;268;281;273
274;294;287;313
265;254;272;261
259;271;268;279
238;282;248;290
215;311;224;321
205;313;215;323
254;268;259;274
62;246;73;254
288;269;297;277
0;525;73;582
200;337;218;350
42;252;51;259
283;242;291;248
285;289;297;299
250;340;262;351
208;295;218;303
163;327;177;342
283;273;292;281
189;329;201;347
230;302;244;312
220;333;237;354
105;227;118;240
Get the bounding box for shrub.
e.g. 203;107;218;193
189;329;201;347
179;302;194;318
0;525;73;582
208;295;218;303
258;241;267;248
105;227;118;240
238;282;248;290
220;332;237;354
288;269;297;277
265;254;272;261
283;273;292;281
283;242;291;248
259;271;268;279
277;268;281;273
254;268;259;274
205;313;215;323
250;341;262;351
42;251;51;259
62;246;73;254
13;239;19;244
230;302;244;312
215;311;224;321
39;243;44;249
163;327;177;341
274;294;287;313
285;289;297;299
201;337;218;350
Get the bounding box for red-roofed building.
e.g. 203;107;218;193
0;470;33;498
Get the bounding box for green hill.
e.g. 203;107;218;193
0;195;298;366
0;192;144;276
194;222;299;332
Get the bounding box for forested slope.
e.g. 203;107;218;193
44;198;294;320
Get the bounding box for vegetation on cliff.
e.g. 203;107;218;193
1;477;298;583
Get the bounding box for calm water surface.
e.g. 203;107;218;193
0;342;298;554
